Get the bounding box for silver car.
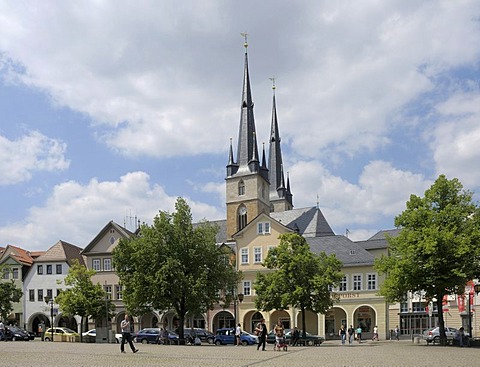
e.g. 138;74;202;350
423;327;465;344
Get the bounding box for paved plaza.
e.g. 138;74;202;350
0;339;477;367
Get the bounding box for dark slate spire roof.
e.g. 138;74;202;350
268;93;284;192
236;48;259;171
226;138;238;177
268;89;293;207
270;206;334;237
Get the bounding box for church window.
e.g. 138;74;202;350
238;206;247;230
238;180;245;196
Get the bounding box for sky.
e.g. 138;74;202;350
1;1;479;252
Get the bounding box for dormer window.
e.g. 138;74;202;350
238;180;245;196
258;222;271;235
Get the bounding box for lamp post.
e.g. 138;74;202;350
44;296;54;342
233;290;244;327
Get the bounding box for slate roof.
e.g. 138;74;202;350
356;229;400;250
193;219;228;245
306;235;376;266
35;240;85;266
270;206;334;237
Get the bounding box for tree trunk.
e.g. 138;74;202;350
301;306;307;338
436;296;448;346
80;315;84;342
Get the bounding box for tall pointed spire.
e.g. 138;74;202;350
236;33;259;171
268;78;284;192
268;79;293;211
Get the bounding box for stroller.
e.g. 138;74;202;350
275;336;288;351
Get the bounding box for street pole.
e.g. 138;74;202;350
45;296;54;342
50;301;54;342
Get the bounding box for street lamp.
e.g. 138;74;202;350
233;290;244;327
44;296;54;342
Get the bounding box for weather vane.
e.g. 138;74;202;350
269;77;276;91
240;32;248;49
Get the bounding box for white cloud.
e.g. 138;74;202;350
0;131;69;185
430;91;480;188
0;1;478;164
0;171;224;250
289;159;431;236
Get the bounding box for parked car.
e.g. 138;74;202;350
214;328;258;346
181;328;215;344
134;328;179;344
44;327;80;342
422;327;468;344
266;329;324;346
26;330;36;340
3;326;30;341
82;329;96;337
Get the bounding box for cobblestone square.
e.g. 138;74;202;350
0;339;477;367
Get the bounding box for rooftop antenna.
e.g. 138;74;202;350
316;194;319;209
124;209;138;231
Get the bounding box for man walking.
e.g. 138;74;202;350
0;320;5;341
255;318;267;351
120;314;138;353
235;323;242;346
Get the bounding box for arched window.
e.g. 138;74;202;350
238;180;245;196
238;206;247;231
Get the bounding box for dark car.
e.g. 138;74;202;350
4;326;30;341
182;328;215;344
214;328;258;346
266;329;323;346
135;328;179;344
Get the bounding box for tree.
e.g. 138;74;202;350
0;279;22;321
113;197;240;341
254;233;343;336
56;260;115;338
375;174;480;345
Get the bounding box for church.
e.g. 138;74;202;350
205;39;393;340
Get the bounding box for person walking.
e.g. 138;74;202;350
339;325;346;345
255;318;267;351
394;325;400;341
0;320;5;341
291;327;300;346
120;314;138;354
372;325;379;341
235;323;242;346
274;320;285;351
356;325;362;343
347;325;355;345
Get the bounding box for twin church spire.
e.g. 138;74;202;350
226;38;293;217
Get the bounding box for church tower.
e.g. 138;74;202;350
226;37;270;240
268;82;293;212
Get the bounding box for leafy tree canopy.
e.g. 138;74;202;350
0;277;22;321
375;174;480;344
113;197;240;339
56;260;115;335
254;233;343;335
